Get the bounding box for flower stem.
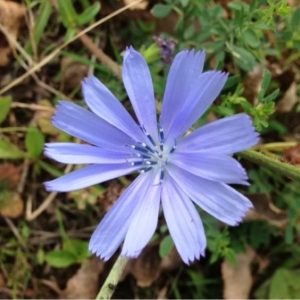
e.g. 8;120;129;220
95;255;129;300
238;149;300;181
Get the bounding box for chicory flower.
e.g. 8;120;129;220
44;47;258;264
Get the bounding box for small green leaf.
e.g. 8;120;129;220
56;0;77;27
242;28;260;48
45;250;77;268
76;3;101;26
0;140;26;159
25;126;45;158
0;96;12;124
227;43;256;71
183;24;195;40
261;69;271;93
151;4;172;18
291;6;300;30
159;235;174;258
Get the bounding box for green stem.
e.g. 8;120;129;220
95;255;129;300
239;149;300;182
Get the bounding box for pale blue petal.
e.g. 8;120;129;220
177;114;259;154
52;101;133;148
122;46;158;143
82;75;147;143
162;173;206;264
89;172;152;261
160;50;205;135
167;165;253;226
169;151;248;185
44;163;139;192
121;168;161;258
167;71;228;140
44;143;129;164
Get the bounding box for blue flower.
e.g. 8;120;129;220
44;46;259;264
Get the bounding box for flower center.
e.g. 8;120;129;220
125;124;176;183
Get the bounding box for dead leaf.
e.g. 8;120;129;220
60;57;89;91
222;246;256;299
0;192;23;218
0;273;5;288
244;193;287;228
160;246;182;271
99;180;126;212
129;244;161;287
242;65;263;105
60;257;104;299
34;100;57;135
0;163;20;188
276;81;297;112
283;143;300;167
0;0;26;66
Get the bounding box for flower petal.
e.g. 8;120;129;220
52;101;132;148
177;114;259;154
167;71;228;140
167;165;253;226
169;151;248;185
122;46;158;143
82;75;147;143
89;172;152;261
160;49;205;135
44;163;139;192
44;143;129;164
121;168;161;258
162;173;206;264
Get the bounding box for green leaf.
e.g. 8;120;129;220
261;69;271;92
76;3;101;26
242;28;260;48
56;0;77;27
0;96;11;124
291;6;300;30
183;24;195;40
151;4;172;18
0;140;26;159
25;126;45;158
45;250;77;268
269;269;300;299
25;0;52;54
159;235;174;258
226;43;256;71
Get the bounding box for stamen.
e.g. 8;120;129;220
127;144;149;154
170;139;177;153
141;125;156;147
138;142;156;154
159;143;164;152
145;160;158;165
139;166;153;173
159;169;165;183
158;124;164;142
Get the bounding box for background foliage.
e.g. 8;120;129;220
0;0;300;298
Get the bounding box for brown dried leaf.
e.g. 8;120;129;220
244;193;287;228
130;244;161;287
0;163;20;188
276;81;297;112
60;57;89;91
0;0;26;66
99;180;126;212
60;257;104;299
0;192;23;218
242;65;263;105
222;246;256;299
160;246;182;271
283;143;300;167
34;100;57;135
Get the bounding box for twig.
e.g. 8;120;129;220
10;102;55;111
26;164;73;221
78;33;122;80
